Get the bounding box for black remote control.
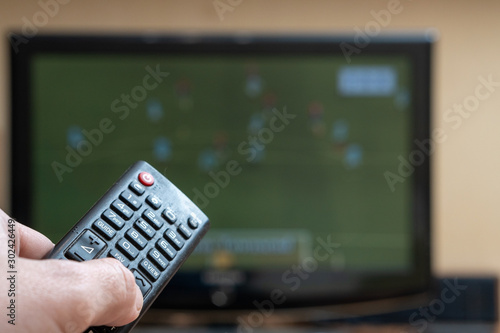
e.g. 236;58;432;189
44;160;210;332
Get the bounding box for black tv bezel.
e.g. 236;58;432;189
9;33;432;312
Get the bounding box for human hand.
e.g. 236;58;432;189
0;209;143;333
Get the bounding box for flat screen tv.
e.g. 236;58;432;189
9;33;432;324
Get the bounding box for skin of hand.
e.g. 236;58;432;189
0;209;143;333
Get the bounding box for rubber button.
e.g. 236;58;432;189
65;230;106;261
133;270;151;296
138;171;154;186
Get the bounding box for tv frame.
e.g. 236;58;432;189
9;33;432;319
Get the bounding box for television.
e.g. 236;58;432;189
9;33;432;325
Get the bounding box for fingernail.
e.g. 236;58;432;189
135;286;144;312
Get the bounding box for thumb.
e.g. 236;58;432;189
71;258;144;327
18;257;143;333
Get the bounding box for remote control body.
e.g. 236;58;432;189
44;160;210;332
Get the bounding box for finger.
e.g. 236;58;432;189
0;208;54;259
16;223;54;258
18;257;143;332
83;258;144;327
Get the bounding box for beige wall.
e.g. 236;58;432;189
1;0;500;279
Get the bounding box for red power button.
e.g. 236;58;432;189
138;172;154;186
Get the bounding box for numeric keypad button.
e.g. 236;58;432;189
120;190;142;211
117;238;139;260
156;239;177;260
135;219;155;239
142;209;164;229
162;208;177;224
111;200;134;220
126;229;147;249
148;249;169;270
165;229;184;250
102;209;125;229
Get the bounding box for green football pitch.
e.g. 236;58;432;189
30;54;413;271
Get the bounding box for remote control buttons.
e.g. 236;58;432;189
139;259;161;281
148;249;169;270
156;239;177;260
92;219;116;240
133;270;151;296
108;249;130;268
126;229;147;249
165;229;184;250
129;180;145;195
65;230;106;261
138;172;154;186
162;208;177;224
111;199;134;220
146;194;162;209
178;224;192;239
117;238;139;260
120;190;142;211
135;219;156;239
143;209;164;229
188;216;200;229
102;209;125;229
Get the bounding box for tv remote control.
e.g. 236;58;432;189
44;160;210;332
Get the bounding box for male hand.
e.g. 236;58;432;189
0;209;143;332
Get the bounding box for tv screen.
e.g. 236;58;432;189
10;34;431;315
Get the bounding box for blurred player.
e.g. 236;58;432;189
343;143;363;169
261;92;277;116
330;119;349;153
198;148;218;172
153;136;173;162
248;112;266;135
175;78;193;110
307;101;326;137
248;140;266;164
213;131;230;162
146;98;164;122
197;132;230;173
394;88;410;110
244;63;263;98
66;125;84;149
